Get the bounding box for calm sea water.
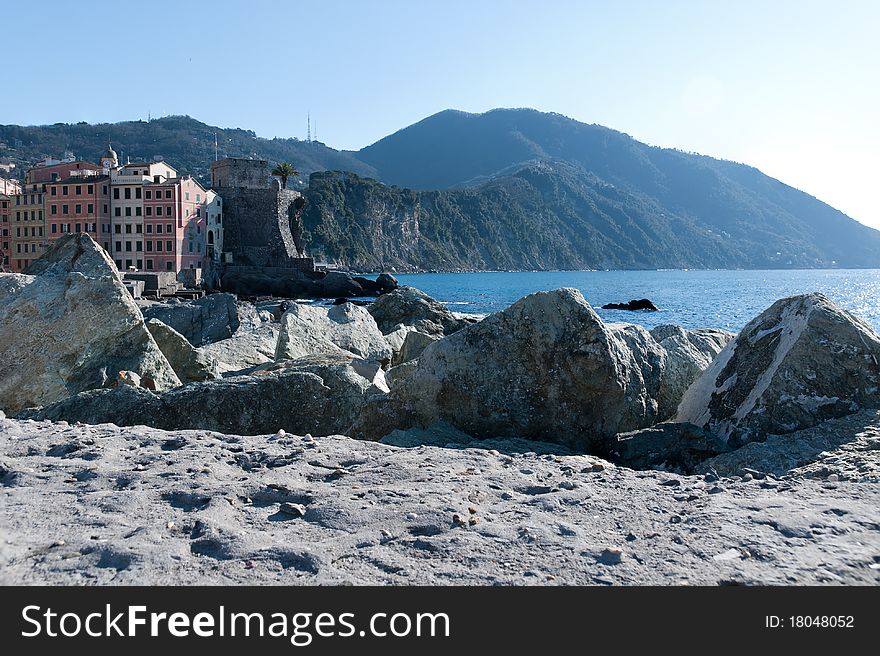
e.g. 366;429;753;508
393;270;880;332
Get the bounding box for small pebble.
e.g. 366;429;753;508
669;515;683;524
660;479;681;487
452;513;466;526
275;429;286;438
599;547;623;565
279;502;306;517
625;533;637;542
704;472;719;483
827;474;840;482
406;512;418;520
741;473;754;482
708;486;724;494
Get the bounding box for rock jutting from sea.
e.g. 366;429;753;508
2;233;880;585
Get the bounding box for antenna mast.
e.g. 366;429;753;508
214;132;219;161
307;113;311;143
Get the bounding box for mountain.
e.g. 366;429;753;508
301;162;852;272
3;109;880;270
0;115;376;187
354;108;880;268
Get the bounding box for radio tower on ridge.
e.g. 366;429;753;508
307;113;311;143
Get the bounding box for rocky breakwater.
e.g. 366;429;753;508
0;234;180;414
220;268;400;300
353;289;731;452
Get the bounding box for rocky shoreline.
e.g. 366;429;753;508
1;234;879;585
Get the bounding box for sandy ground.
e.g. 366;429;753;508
1;414;879;585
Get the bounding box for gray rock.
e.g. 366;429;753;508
198;324;279;376
146;319;221;383
397;330;439;365
275;302;392;363
0;234;180;414
611;422;731;471
319;271;363;297
141;293;243;346
0;273;34;301
368;286;468;336
649;325;735;420
354;289;667;450
18;354;381;437
676;293;880;446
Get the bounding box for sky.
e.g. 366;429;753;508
3;0;878;228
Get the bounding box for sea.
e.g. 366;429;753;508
392;269;880;333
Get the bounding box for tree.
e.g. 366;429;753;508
272;162;299;189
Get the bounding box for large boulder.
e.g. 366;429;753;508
140;293;243;346
198;323;279;376
650;325;735;420
275;302;392;363
367;286;469;336
319;271;363;297
353;288;667;450
18;354;384;437
676;293;880;446
146;319;221;383
397;330;440;365
0;234;180;413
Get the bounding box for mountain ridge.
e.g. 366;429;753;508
2;109;879;270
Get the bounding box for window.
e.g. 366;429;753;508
75;224;81;233
146;259;153;270
125;224;132;234
136;259;142;269
114;207;121;217
135;207;142;216
51;173;58;181
103;204;108;213
113;188;120;199
156;224;163;234
196;208;201;217
50;187;57;196
62;205;69;215
115;260;122;269
115;241;122;252
125;259;132;269
166;206;172;216
146;241;153;252
146;206;152;216
135;187;141;199
50;205;57;215
166;223;172;233
124;187;131;200
103;186;108;194
166;240;173;252
165;190;172;199
156;241;162;251
166;261;173;271
136;241;142;251
51;224;57;234
125;241;132;252
125;207;131;217
87;185;93;194
87;204;93;214
185;192;190;201
75;186;82;195
62;186;68;196
156;206;162;216
114;224;121;234
135;224;142;233
75;204;82;214
188;242;193;253
145;190;152;200
196;194;200;202
146;224;153;233
39;227;43;236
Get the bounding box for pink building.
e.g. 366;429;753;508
141;175;208;274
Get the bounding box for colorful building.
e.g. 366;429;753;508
10;159;103;271
45;176;112;252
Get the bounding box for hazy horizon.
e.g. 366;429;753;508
3;0;877;229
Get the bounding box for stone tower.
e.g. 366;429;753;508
210;158;307;267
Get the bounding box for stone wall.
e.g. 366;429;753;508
219;187;306;266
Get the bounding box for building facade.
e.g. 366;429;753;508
8;148;218;278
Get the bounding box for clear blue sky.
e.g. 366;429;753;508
4;0;878;228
